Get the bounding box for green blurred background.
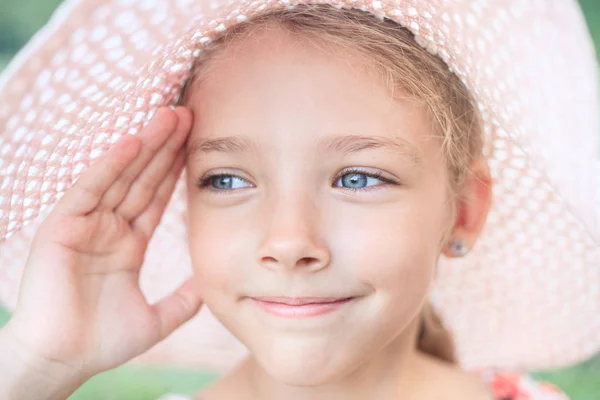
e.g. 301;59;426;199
0;0;599;399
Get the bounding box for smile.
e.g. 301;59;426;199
250;296;356;318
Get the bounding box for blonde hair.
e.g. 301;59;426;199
180;3;484;364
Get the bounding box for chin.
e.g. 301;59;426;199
254;341;356;386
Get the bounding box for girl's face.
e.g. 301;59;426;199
185;27;453;384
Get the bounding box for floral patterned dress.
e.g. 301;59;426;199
479;370;569;400
156;370;570;400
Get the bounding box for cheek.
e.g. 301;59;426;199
186;206;250;298
329;198;445;299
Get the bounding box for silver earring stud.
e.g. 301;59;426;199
448;239;469;257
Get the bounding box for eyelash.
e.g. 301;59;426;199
195;167;399;195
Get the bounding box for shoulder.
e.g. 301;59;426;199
154;389;227;400
155;394;210;400
478;369;570;400
155;395;194;400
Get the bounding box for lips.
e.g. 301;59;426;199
252;296;354;305
250;296;355;317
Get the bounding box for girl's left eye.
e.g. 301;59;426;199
195;168;396;194
333;169;395;192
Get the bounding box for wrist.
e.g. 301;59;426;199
0;325;90;400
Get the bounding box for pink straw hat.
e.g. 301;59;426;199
0;0;599;372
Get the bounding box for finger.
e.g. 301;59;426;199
150;276;203;342
115;107;192;221
98;107;178;210
51;135;142;218
131;148;186;241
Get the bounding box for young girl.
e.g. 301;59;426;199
0;1;598;399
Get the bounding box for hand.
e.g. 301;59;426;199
4;106;202;380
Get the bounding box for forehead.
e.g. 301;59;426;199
184;25;440;162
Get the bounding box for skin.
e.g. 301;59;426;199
0;106;202;400
183;24;493;400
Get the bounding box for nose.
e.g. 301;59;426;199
256;195;331;273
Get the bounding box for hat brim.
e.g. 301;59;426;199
0;0;599;371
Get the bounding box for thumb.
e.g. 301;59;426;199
150;276;204;341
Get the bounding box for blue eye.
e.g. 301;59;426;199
336;171;384;190
197;174;252;191
340;172;378;189
196;168;396;194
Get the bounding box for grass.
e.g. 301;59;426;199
0;54;11;71
533;355;600;400
71;365;218;400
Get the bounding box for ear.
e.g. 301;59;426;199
443;159;493;258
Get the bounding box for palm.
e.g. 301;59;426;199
7;107;203;378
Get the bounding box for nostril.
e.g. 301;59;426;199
297;257;319;268
260;256;277;264
258;256;324;270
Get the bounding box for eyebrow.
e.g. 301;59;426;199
186;134;422;165
321;134;422;165
187;135;258;157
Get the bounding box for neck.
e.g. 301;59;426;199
237;317;428;400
